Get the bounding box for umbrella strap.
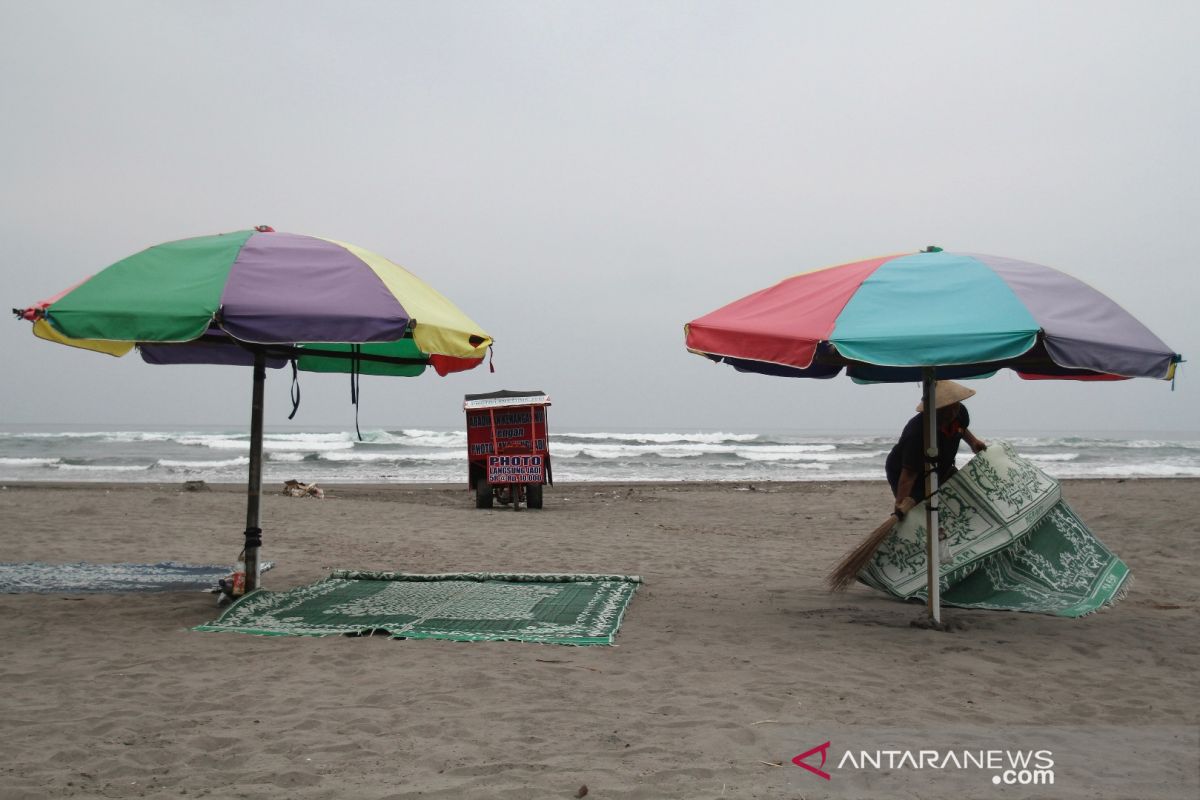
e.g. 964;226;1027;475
350;346;363;442
921;484;947;504
915;458;956;506
287;359;301;420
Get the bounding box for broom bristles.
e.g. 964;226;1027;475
826;497;916;592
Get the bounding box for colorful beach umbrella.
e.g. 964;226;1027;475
15;227;493;590
17;226;491;376
685;248;1182;624
686;249;1179;382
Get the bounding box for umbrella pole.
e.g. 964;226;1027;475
922;369;941;624
244;350;266;592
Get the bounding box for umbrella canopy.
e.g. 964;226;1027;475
685;249;1179;383
15;227;493;592
17;227;492;376
685;248;1182;625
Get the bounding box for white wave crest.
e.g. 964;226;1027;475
1022;452;1080;462
392;429;468;448
736;449;887;463
1089;463;1200;478
2;431;180;442
320;450;464;463
265;432;355;444
175;436;249;450
175;435;355;453
560;431;761;444
1008;436;1200;450
552;447;624;460
55;463;152;472
549;442;841;459
159;457;250;469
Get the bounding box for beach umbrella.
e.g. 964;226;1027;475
684;247;1182;624
15;226;493;590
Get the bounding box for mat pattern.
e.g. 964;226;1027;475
0;561;274;594
195;571;641;645
859;442;1129;616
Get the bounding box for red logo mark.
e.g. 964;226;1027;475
792;741;832;780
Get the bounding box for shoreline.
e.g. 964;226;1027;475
5;431;1198;489
4;475;1200;491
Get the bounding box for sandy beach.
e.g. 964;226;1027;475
0;478;1197;799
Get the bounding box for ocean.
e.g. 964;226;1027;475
1;426;1198;485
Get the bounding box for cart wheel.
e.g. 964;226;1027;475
475;480;494;509
526;483;543;509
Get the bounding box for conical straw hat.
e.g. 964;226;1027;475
916;380;976;412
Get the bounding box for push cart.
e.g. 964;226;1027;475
464;390;552;510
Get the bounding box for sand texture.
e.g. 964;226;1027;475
0;478;1197;799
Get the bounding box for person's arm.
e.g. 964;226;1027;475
963;429;987;454
894;467;918;517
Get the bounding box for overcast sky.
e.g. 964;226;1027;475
1;1;1196;437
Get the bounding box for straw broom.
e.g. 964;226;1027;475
827;497;916;591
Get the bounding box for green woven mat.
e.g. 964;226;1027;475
194;571;642;645
933;502;1129;616
859;441;1130;617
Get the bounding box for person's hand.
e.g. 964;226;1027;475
971;438;988;454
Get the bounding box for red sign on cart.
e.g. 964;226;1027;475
487;455;545;483
466;406;547;457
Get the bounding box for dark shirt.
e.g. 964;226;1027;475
884;404;970;501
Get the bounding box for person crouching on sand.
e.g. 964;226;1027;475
885;380;987;521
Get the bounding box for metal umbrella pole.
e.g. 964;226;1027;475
922;369;941;624
243;350;266;591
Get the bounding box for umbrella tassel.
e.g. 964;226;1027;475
350;345;363;442
287;359;301;420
